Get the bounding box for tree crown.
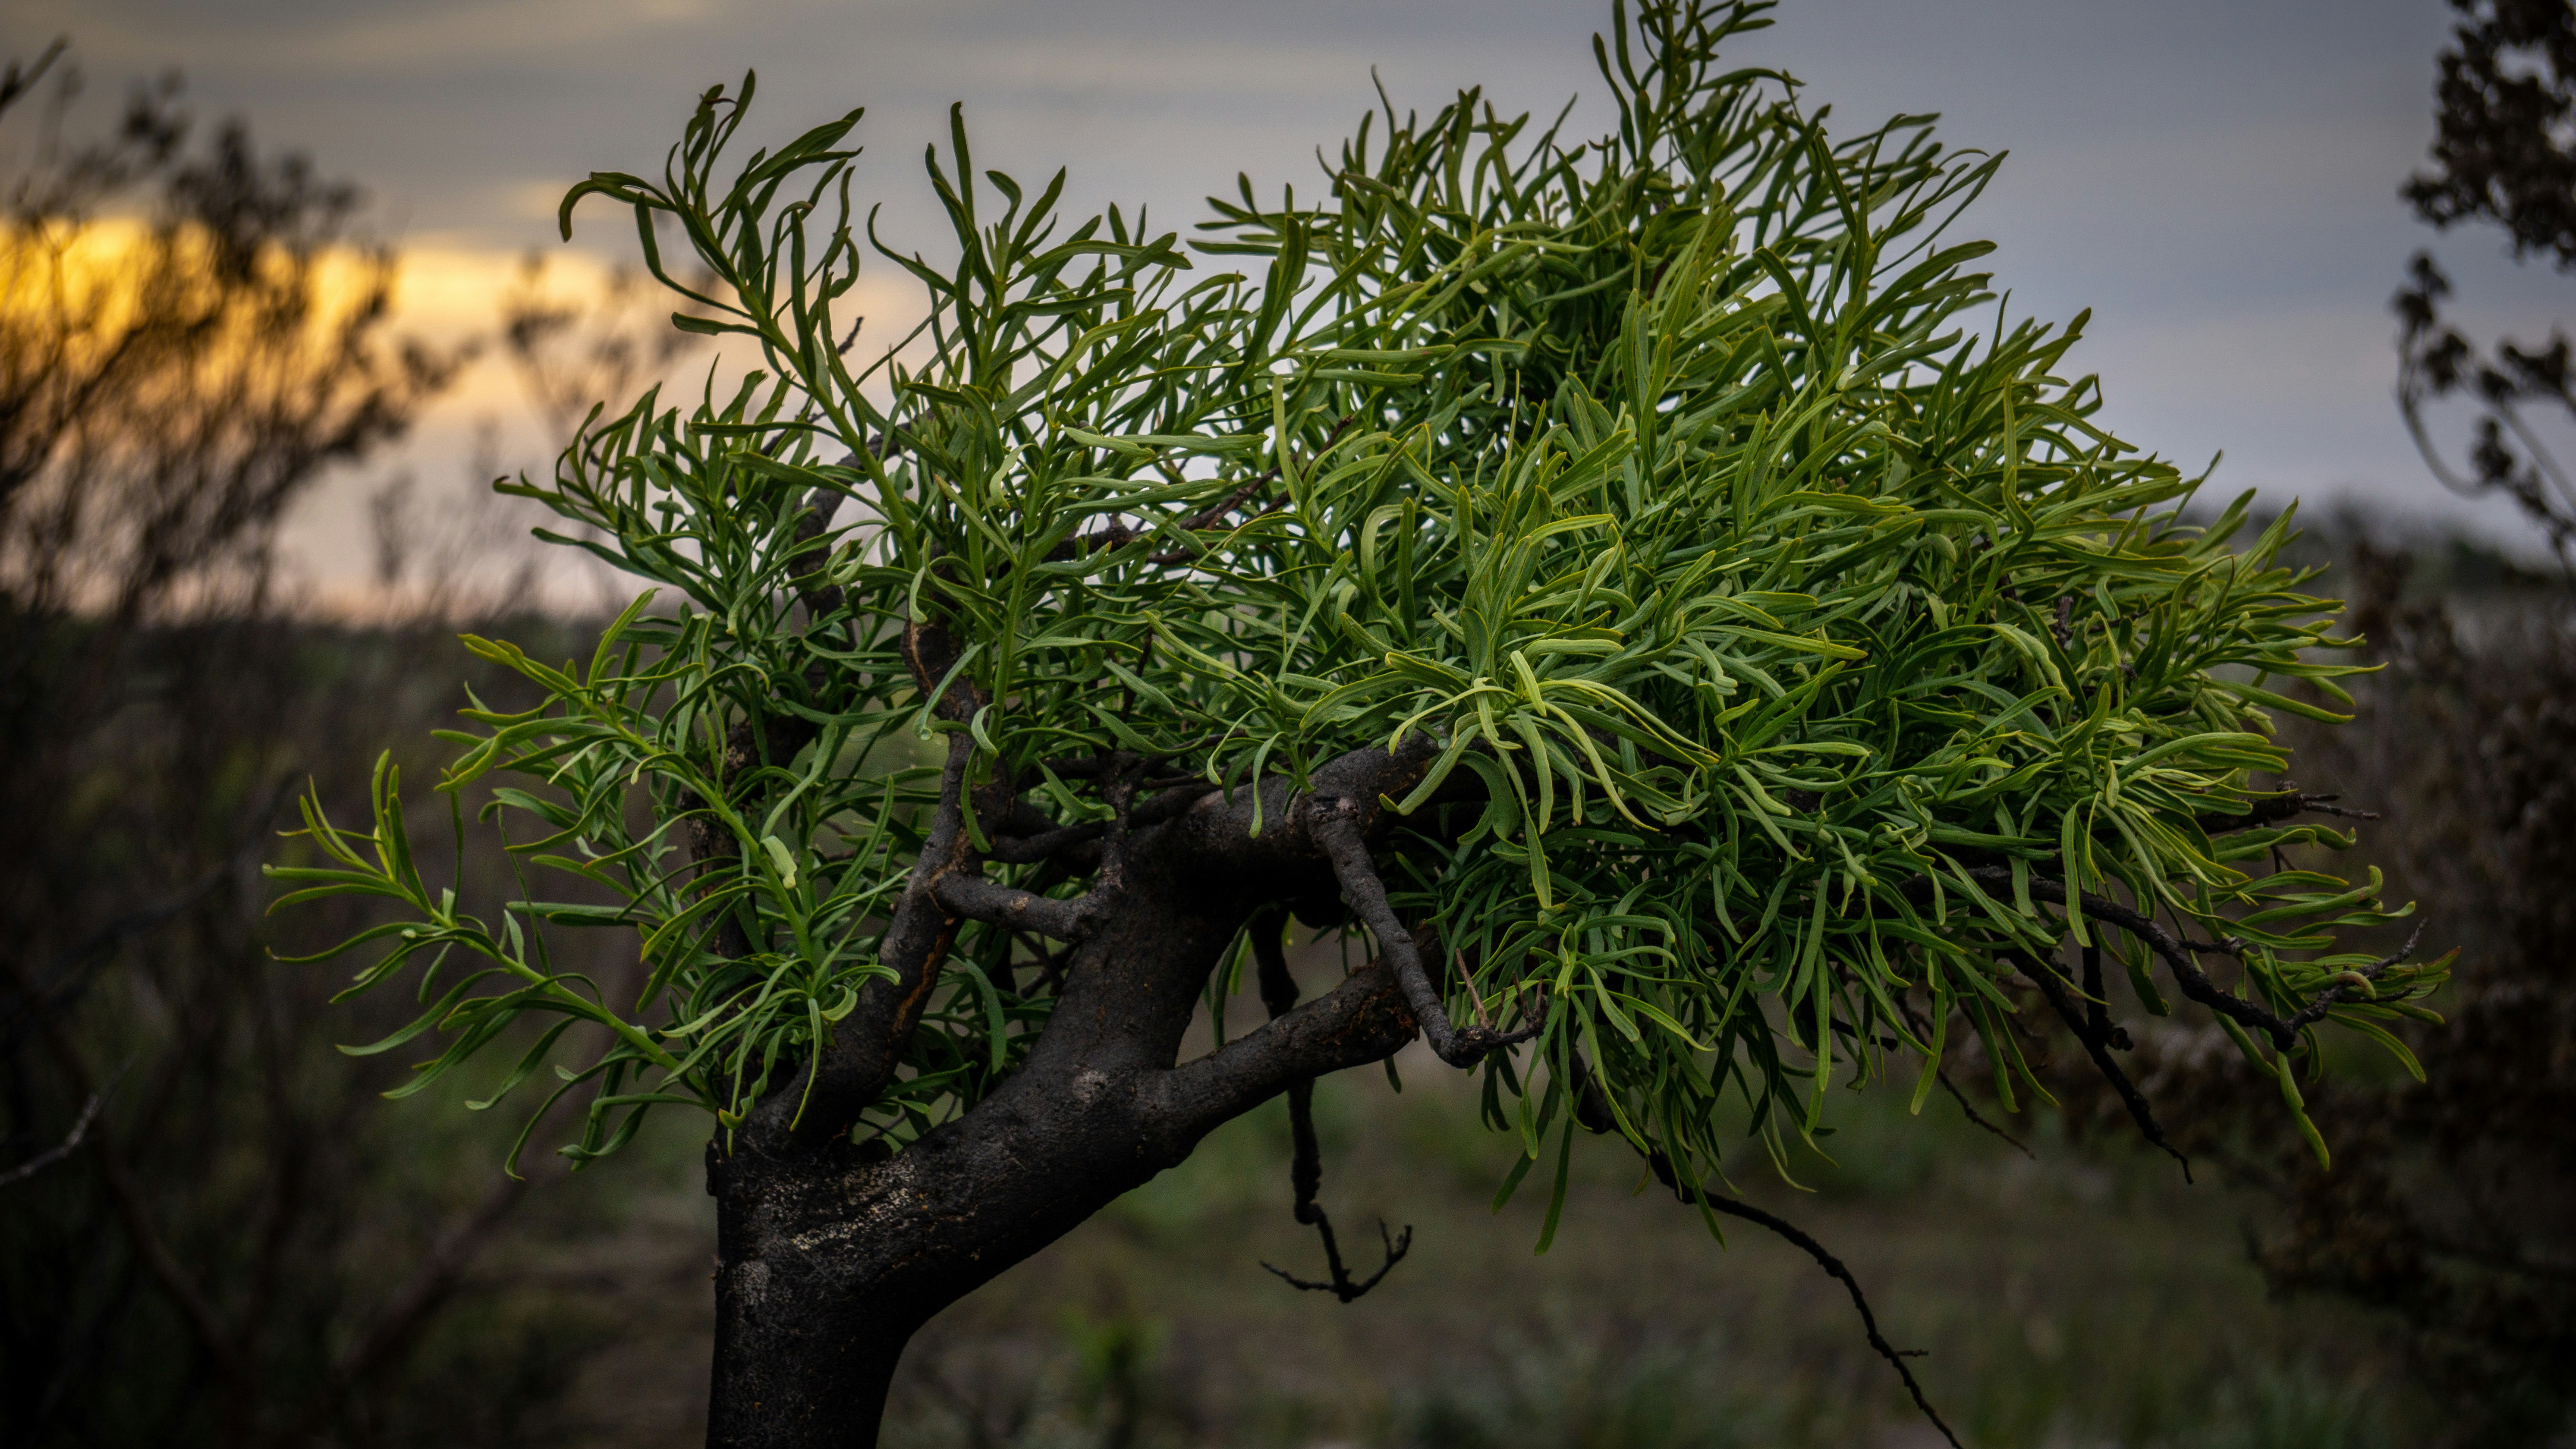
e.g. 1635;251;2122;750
280;0;2444;1198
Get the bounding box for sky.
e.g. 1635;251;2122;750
3;0;2564;596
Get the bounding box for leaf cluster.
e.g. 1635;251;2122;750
276;1;2444;1188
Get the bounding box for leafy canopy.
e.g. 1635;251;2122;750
277;0;2443;1195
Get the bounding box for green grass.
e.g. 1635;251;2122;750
835;1037;2426;1449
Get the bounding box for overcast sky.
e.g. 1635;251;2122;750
5;0;2563;594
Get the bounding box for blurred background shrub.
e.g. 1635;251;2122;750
0;43;702;1445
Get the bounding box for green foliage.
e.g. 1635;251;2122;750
277;0;2444;1194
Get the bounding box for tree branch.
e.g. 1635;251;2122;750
777;730;1461;1144
1893;997;2032;1158
1150;958;1419;1143
1563;1053;1959;1448
985;777;1220;865
983;818;1107;865
1144;412;1356;566
754;726;975;1150
1309;799;1535;1068
2193;788;2378;836
2008;949;2192;1180
4;776;289;1050
681;484;863;905
2;951;247;1381
1015;415;1364;576
931;875;1098;941
1263;1220;1412;1303
0;1083;107;1189
787;483;848;626
316;1173;528;1401
1692;1190;1961;1449
1914;868;2409;1052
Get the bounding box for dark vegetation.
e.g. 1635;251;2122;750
2398;0;2576;561
0;46;691;1444
2158;539;2574;1447
2204;5;2576;1440
0;3;2571;1447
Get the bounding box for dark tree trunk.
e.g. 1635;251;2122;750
705;1143;905;1444
703;1084;1186;1446
701;793;1427;1448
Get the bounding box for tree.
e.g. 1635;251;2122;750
0;48;448;618
2396;0;2576;562
0;41;611;1447
283;4;2447;1443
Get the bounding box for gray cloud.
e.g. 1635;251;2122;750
5;0;2564;579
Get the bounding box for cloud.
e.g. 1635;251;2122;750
16;0;2560;581
9;0;736;72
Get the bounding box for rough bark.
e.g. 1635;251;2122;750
703;743;1434;1448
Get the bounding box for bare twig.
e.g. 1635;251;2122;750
1262;1219;1412;1303
278;1081;588;1444
2;952;246;1380
1144;413;1357;566
931;875;1098;941
324;1174;528;1389
1919;869;2419;1052
1248;908;1412;1303
6;774;291;1044
1894;998;2033;1157
0;38;67;116
1693;1190;1962;1449
2193;788;2379;836
1563;1052;1960;1449
0;1083;108;1189
1935;1065;2034;1158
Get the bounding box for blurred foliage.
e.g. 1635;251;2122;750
2395;0;2576;562
0;41;684;1447
0;44;455;617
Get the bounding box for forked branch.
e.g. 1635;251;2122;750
751;624;986;1147
2008;948;2192;1180
1935;868;2423;1051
